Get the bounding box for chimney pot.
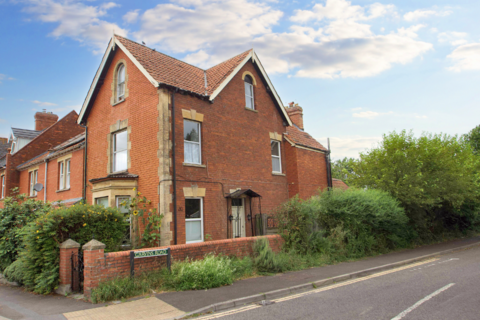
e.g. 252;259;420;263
286;104;304;130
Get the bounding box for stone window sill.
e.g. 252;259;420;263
272;172;285;176
183;163;206;168
56;188;71;193
112;98;126;107
245;107;258;113
28;195;37;199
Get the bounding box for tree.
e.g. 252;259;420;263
331;157;357;186
351;130;480;237
465;125;480;154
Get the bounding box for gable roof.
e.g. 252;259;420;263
78;36;292;126
285;126;328;152
11;128;42;140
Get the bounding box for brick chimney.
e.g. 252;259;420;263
0;137;7;144
286;102;304;130
35;110;58;131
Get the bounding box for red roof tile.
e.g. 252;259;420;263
206;49;252;95
285;126;327;152
115;36;252;97
333;179;349;190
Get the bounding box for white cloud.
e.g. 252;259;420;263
123;9;140;24
131;0;431;78
134;0;283;61
404;8;452;21
351;107;362;111
0;74;15;83
447;43;480;72
318;135;382;159
291;0;396;23
23;0;128;53
438;31;468;46
32;100;57;107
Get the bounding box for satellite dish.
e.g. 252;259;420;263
34;183;44;192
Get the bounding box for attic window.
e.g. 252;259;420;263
117;64;126;102
244;75;254;110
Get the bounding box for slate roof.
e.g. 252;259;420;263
0;156;6;168
115;36;251;96
16;133;85;170
11;128;42;140
0;141;11;159
285;125;327;152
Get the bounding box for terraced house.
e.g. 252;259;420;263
77;35;333;246
0;111;85;208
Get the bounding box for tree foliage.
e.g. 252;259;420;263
351;130;480;237
465;124;480;154
331;157;358;186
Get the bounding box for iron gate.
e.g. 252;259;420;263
71;250;84;293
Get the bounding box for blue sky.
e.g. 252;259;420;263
1;0;479;159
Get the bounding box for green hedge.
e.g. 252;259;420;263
0;194;52;271
17;202;128;294
276;188;415;258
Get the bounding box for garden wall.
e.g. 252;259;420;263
61;235;283;298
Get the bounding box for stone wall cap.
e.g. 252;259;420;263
83;239;106;250
59;239;81;249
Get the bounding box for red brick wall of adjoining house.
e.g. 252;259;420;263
17;148;84;203
85;46;160;236
285;142;299;199
3;111;84;199
171;61;290;244
82;235;283;298
296;148;328;199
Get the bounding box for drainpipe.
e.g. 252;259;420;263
79;124;88;202
44;159;48;202
171;91;178;245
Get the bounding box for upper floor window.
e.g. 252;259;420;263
59;159;71;190
113;130;128;172
117;64;126;102
271;140;281;173
29;170;38;197
244;75;254;110
184;120;201;164
1;175;5;199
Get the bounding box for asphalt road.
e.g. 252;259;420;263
197;246;480;320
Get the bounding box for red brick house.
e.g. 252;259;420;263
0;111;85;208
77;35;332;246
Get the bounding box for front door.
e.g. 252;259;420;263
232;198;246;238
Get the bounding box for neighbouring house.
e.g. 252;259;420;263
0;111;85;208
77;35;332;246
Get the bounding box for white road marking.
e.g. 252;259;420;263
195;258;439;319
390;283;455;320
409;258;459;271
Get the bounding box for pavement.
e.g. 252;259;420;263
195;245;480;320
0;235;479;320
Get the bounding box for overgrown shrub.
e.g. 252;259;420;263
91;271;164;304
19;202;128;294
3;259;27;284
162;254;235;291
277;188;415;258
0;192;52;271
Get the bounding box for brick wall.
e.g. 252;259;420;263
82;235;283;298
85;46;160;238
172;61;290;243
18;148;84;203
